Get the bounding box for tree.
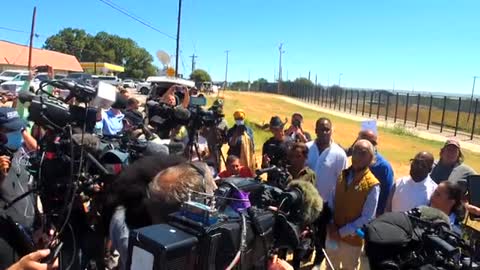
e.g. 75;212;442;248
251;78;269;91
190;69;211;82
43;28;157;79
294;77;314;88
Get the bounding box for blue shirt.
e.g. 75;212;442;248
97;109;125;135
370;152;394;215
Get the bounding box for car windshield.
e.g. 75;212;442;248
0;71;23;77
67;73;84;79
35;75;49;81
98;76;117;80
54;75;66;79
14;75;29;81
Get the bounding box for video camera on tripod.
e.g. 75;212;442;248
126;175;324;270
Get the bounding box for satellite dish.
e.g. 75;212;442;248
156;50;171;67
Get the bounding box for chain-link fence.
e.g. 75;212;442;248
243;83;479;140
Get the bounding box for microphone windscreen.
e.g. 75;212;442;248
417;206;451;228
71;134;102;154
287;180;323;224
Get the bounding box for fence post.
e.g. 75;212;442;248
404;93;410;125
344;89;348;111
427;96;433;130
320;88;324;106
369;92;374;117
385;94;390;121
394;93;399;123
362;91;366;116
356;91;360;114
471;98;478;140
349;90;353;113
454;97;462;137
329;89;333;108
440;96;447;133
415;94;420;127
335;90;339;110
376;92;381;119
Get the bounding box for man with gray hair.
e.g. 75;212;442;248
325;139;380;270
109;161;216;270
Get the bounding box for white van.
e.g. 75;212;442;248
0;70;29;83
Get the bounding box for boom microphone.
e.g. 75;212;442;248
285;180;323;225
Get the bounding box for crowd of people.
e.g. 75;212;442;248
0;81;479;270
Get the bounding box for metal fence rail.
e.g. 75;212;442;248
241;83;479;140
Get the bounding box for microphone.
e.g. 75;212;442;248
255;166;279;176
284;180;323;225
18;90;35;103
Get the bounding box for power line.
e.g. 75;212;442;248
0;26;43;37
97;0;176;40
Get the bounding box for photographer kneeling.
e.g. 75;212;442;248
106;154;216;270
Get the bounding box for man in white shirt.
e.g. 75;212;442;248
306;117;347;267
386;151;437;212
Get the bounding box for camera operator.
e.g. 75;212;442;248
262;116;291;171
284;113;311;143
0;108;37;269
123;98;143;129
160;85;190;109
226;110;255;173
326;139;379;270
96;95;128;136
105;153;216;270
204;99;228;174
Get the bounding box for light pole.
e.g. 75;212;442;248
468;76;479;122
175;0;182;77
224;50;230;90
338;73;343;86
277;43;285;93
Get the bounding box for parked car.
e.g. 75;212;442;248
0;70;28;84
122;79;136;88
63;73;93;85
94;75;122;87
0;73;49;93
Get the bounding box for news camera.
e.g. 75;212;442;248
361;206;479;270
126;176;323;270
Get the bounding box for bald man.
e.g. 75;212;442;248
345;129;394;215
386;151;437;212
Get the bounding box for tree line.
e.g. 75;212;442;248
43;28;157;79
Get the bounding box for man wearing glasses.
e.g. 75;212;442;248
385;151;437;212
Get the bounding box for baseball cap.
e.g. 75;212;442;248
0;107;27;131
444;139;460;149
269;116;284;129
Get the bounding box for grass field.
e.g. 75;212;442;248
210;91;480;177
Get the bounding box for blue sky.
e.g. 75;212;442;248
1;0;480;94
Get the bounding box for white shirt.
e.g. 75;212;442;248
391;175;437;212
306;140;347;200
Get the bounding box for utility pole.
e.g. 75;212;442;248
277;43;285;93
338;73;343;86
174;0;182;77
308;71;311;81
224;50;230;90
468;76;479;122
28;7;37;80
315;74;318;85
189;54;198;74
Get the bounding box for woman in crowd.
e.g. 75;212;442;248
429;181;465;235
226;109;256;173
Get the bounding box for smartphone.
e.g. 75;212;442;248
467;175;480;219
